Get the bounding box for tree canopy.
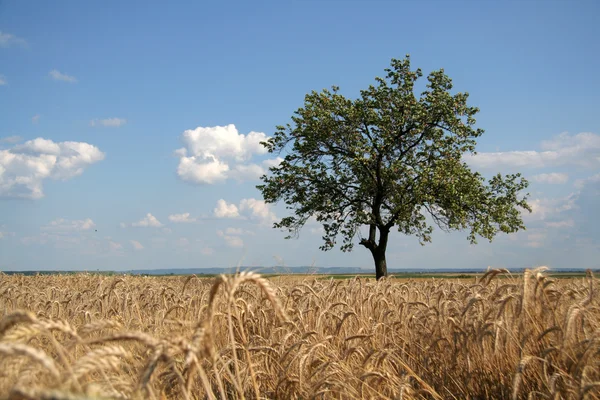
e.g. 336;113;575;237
257;56;531;279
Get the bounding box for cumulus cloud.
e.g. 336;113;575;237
465;132;600;170
0;31;27;48
168;213;197;223
216;226;255;249
518;171;600;243
109;241;123;251
263;157;284;169
49;69;77;83
180;124;266;161
225;227;244;235
90;118;127;127
174;124;270;184
214;198;276;226
217;230;244;248
214;199;240;218
42;218;96;231
131;213;163;228
531;173;569;184
0;138;105;199
230;163;266;181
526;196;576;222
130;240;144;250
177;155;229;184
240;198;277;225
574;173;600;190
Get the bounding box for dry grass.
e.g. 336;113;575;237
0;268;599;399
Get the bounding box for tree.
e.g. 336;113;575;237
257;56;530;280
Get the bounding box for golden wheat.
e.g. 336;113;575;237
0;270;598;399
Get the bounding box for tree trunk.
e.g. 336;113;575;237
360;225;389;280
373;228;389;280
372;249;388;280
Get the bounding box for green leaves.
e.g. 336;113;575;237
257;55;530;274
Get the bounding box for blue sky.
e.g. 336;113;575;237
1;1;599;271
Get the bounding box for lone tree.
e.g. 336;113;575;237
258;56;530;280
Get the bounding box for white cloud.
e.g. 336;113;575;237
49;69;77;83
574;173;600;190
240;198;277;225
531;173;568;184
32;115;40;124
214;198;276;226
109;241;123;251
131;213;163;228
465;132;600;169
217;230;244;248
130;240;144;250
181;124;267;161
262;157;284;169
174;148;187;157
168;213;197;223
90;118;127;127
0;75;6;86
0;31;27;48
214;199;240;218
226;236;244;248
0;136;22;144
177;155;229;184
175;124;268;184
526;196;576;222
42;218;96;232
230;163;265;181
215;226;255;248
225;227;243;235
0;138;105;199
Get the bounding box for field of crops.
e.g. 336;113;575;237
0;268;598;399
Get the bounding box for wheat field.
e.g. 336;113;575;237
0;268;598;400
